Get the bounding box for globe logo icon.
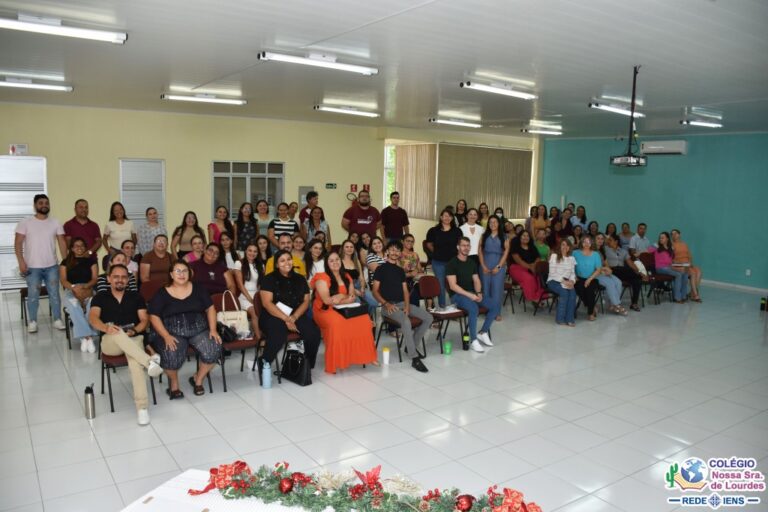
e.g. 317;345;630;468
680;458;708;484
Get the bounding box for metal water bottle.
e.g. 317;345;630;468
462;333;470;351
262;361;272;389
84;383;95;419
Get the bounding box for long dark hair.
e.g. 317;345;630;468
304;238;326;278
235;202;256;235
213;205;235;235
167;260;193;287
63;237;87;271
575;205;587;224
481;214;505;251
109;201;128;222
657;231;674;256
322;250;352;310
255;234;272;264
219;231;239;263
239;242;264;285
173;211;206;240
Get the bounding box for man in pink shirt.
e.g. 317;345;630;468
15;194;68;333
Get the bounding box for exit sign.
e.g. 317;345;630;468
325;183;337;189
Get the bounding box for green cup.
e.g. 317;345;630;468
444;341;453;354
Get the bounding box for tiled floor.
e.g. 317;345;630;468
1;285;767;511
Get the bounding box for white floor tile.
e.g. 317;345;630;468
95;425;164;457
38;458;115;500
345;421;415;451
502;470;586;511
32;435;103;470
410;460;491;495
166;434;238;468
240;443;319;472
421;427;492;458
116;470;179;505
296;432;368;465
582;441;660;474
595;477;677;512
375;440;451;474
272;414;338;442
502;434;577;467
0;472;41;510
222;423;291;455
545;454;625;493
104;446;179;484
389;411;453;437
319;404;383;430
462;447;537;483
43;484;123;512
539;423;609;452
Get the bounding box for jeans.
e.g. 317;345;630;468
657;266;689;301
596;274;623;307
547;281;576;324
63;290;97;339
25;265;62;322
452;294;499;341
480;268;506;319
431;260;448;308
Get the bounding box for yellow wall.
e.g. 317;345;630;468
0;102;536;253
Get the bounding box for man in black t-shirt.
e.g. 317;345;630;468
89;264;163;426
372;240;432;373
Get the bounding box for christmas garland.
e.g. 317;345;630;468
188;460;543;512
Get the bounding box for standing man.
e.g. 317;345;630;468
341;189;381;239
372;240;431;373
63;199;102;262
89;264;163;426
380;191;410;243
299;191;320;225
15;194;68;333
446;237;499;353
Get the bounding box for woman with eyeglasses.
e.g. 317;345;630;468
60;237;99;352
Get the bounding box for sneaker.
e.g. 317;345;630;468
470;339;485;353
477;332;494;347
27;321;38;333
80;338;88;352
147;358;164;378
411;357;429;373
53;319;66;331
137;408;150;426
86;337;96;353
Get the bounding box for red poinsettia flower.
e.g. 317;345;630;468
492;488;525;512
354;465;383;491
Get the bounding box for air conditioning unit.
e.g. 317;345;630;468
640;140;687;155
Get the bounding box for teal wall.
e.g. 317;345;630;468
540;133;768;288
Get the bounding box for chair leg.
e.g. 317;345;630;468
395;332;403;363
375;322;385;349
100;362;106;394
106;365;115;413
435;320;445;354
150;377;157;405
240;351;246;372
221;354;227;393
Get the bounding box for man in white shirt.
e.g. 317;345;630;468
629;223;652;257
15;194;68;333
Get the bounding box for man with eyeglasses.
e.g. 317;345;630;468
89;264;163;426
190;242;236;295
264;232;307;276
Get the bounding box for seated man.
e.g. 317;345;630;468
629;222;651;258
265;232;307;276
371;240;431;373
604;234;646;311
89;264;163;426
190;242;236;295
446;237;499;353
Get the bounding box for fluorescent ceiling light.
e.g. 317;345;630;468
680;119;722;128
588;102;645;118
521;128;562;135
160;94;246;105
0;70;65;81
438;110;481;122
428;118;482;129
460;81;537;100
528;119;562;130
0;15;127;44
258;52;378;76
314;105;379;118
0;79;72;92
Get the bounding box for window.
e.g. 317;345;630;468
120;159;165;229
387;143;437;220
212;161;284;217
384;144;396;199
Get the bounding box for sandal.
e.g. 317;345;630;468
630;304;641;312
188;376;205;396
166;388;184;400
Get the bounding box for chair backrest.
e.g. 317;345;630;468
140;279;164;304
422;240;433;263
534;260;549;286
638;252;655;272
418;274;440;298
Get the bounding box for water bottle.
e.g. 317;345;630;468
462;333;470;351
761;297;766;311
262;361;272;389
84;383;95;419
444;340;453;355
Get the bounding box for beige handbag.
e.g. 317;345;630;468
216;290;250;336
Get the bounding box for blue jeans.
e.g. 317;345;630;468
480;268;505;318
431;260;448;308
25;265;62;322
596;274;623;306
64;290;98;339
452;293;499;340
657;266;689;301
547;281;576;324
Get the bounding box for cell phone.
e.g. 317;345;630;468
119;323;135;330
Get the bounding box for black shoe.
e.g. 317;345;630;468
411;357;428;373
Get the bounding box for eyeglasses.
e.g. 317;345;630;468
173;269;189;274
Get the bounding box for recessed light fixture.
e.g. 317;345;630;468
0;70;66;82
0;14;127;44
428;118;482;129
588;102;645;118
313;105;379;118
258;52;378;76
680;119;722;128
521;128;562;135
459;81;537;100
528;119;563;130
160;94;246;105
0;78;72;92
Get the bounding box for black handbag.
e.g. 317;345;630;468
282;349;312;386
333;304;369;319
216;321;238;344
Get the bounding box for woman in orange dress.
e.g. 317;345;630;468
311;250;377;374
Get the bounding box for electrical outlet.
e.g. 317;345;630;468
746;269;751;277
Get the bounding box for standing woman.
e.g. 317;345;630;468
137;207;166;257
570;225;583;247
235;202;258;255
304;238;326;281
267;202;300;248
182;235;205;263
572;236;603;321
549;206;561;229
233;242;263;341
478;202;490;228
302;206;331;249
454;199;468;227
60;237;98;352
425;209;463;309
594;233;628;315
103;202;137;255
258;250;321;375
587;221;600;238
605;223;618;239
460;208;484;264
312;250;378;374
650;231;689;303
149;260;222;398
531;204;549;234
478;215;510;322
208;205;235;245
219;231;239;270
619;222;634;249
171;211;206;259
546;239;578;326
671;229;702;302
254;200;272;239
508;230;545;305
571;206;588;231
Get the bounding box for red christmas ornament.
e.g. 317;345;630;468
456;494;475;511
279;477;294;494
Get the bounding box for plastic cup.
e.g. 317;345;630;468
444;341;453;354
382;347;390;365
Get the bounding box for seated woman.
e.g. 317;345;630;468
546;239;577;326
399;234;425;306
533;229;550;260
594;234;628;315
95;251;138;294
219;231;239;270
233;242;263;340
365;236;387;292
311;251;378;374
572;236;603;321
341;239;378;314
671;229;701;302
508;230;545;305
60;237;99;352
649;231;689;303
149;260;222;398
190;243;236;296
140;234;175;284
258;250;321;379
304;238;327;282
604;234;645;311
183;235;205;263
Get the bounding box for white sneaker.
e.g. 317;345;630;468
137;408;150;426
53;319;66;330
477;332;494;347
470;339;485;353
86;337;96;353
147;357;164;378
27;321;38;333
80;338;89;352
